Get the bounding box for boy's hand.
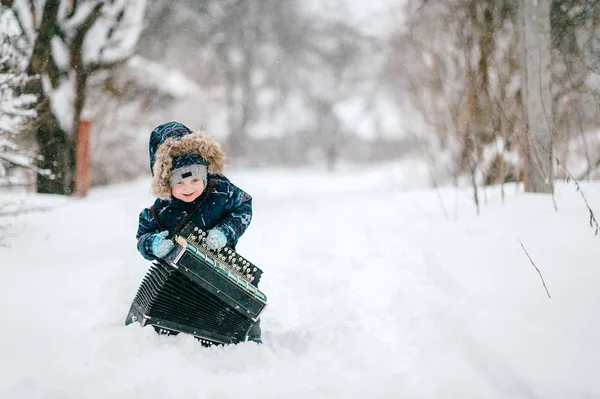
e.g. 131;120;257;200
151;231;175;258
206;228;227;250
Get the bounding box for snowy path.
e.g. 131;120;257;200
1;167;599;398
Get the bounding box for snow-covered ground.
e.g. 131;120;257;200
1;163;599;398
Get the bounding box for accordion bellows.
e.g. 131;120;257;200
125;222;267;345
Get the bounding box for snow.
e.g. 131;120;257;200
1;163;599;398
82;0;146;65
50;36;70;71
44;72;75;133
10;1;36;40
126;56;201;98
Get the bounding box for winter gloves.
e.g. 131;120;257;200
151;231;174;258
151;228;226;258
206;228;227;250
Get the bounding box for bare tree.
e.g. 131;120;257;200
393;0;600;195
305;21;368;171
8;0;145;194
137;0;379;167
138;0;315;159
389;1;518;206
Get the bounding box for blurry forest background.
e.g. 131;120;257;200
1;0;600;196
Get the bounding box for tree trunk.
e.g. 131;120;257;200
23;0;74;194
522;0;553;193
316;100;339;172
34;99;76;194
25;63;76;195
25;0;102;195
230;42;254;159
227;2;258;159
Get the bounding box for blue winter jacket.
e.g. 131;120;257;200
136;174;252;260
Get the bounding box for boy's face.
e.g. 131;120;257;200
171;177;205;202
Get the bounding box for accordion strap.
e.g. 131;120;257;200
150;205;165;232
150;179;217;239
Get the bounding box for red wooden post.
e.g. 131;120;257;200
75;118;92;197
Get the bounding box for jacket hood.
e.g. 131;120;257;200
149;122;227;199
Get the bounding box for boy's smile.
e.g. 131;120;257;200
171;177;206;202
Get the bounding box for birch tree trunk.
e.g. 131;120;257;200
521;0;553;193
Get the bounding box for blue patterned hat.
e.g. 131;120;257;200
149;121;192;174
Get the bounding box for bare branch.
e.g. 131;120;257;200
528;128;600;236
519;239;551;299
86;57;128;74
0;152;49;175
71;2;104;73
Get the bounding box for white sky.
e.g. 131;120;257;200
304;0;406;38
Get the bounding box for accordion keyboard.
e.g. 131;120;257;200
177;223;263;286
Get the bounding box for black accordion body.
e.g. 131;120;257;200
125;221;267;345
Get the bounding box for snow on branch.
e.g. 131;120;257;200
11;0;146;134
82;0;146;69
0;29;41;186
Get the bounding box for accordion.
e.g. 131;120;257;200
125;221;267;345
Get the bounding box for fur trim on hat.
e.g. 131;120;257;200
151;131;227;199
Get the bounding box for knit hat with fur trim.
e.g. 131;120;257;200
148;121;227;199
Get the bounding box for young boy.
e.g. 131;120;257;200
136;121;261;343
